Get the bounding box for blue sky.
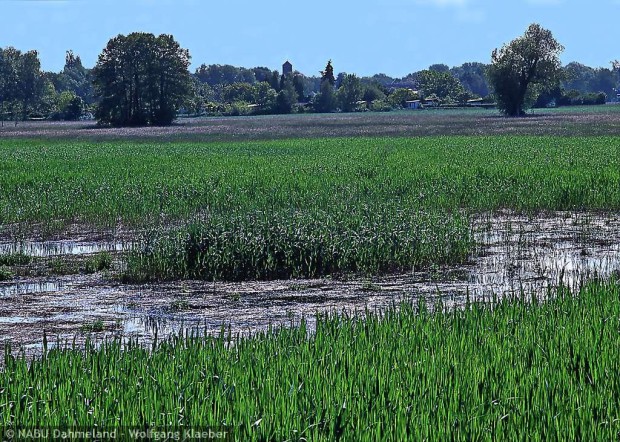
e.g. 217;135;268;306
1;0;618;77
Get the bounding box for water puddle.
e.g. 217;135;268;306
1;212;619;355
0;240;132;257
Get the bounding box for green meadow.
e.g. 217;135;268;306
2;281;620;440
1;136;620;280
1;129;620;440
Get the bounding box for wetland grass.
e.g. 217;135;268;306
2;135;620;280
2;280;619;440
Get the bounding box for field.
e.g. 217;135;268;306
2;281;620;440
1;108;620;439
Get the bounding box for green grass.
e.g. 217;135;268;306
0;266;13;281
2;280;620;440
124;207;472;281
3;135;620;280
0;253;32;266
2;136;620;229
82;252;112;274
79;320;105;333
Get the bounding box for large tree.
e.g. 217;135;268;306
451;62;490;98
0;47;44;122
93;32;191;126
417;69;469;103
487;24;564;116
320;60;336;86
16;50;44;119
336;73;363;112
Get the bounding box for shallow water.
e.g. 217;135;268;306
1;212;619;355
0;240;132;257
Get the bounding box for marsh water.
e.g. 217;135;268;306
1;211;619;354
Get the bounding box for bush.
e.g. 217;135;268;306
369;100;392;112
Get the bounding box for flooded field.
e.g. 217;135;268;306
1;211;619;354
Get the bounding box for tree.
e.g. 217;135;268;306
274;75;297;114
451;62;490;97
428;63;450;73
0;48;20;125
93;32;192;126
487;23;564;116
336;74;363;112
223;82;255;103
417;70;469;103
57;90;83;120
52;51;95;104
292;74;305;101
320;60;336;86
252;82;278;110
313;79;337;113
387;88;418;109
194;64;255;86
0;47;44;121
16;50;44;119
362;83;386;102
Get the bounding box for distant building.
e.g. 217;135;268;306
405;100;421;110
282;60;293;76
423;97;440;107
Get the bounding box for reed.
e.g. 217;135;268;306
2;280;619;440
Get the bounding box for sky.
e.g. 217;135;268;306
1;0;618;78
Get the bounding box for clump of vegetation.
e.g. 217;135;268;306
0;266;14;281
48;258;74;276
83;252;112;274
124;208;472;282
0;253;32;266
2;280;620;440
80;320;105;333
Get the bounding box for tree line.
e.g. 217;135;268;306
0;25;618;125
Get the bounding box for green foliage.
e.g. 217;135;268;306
362;83;386;102
336;73;363;112
222;82;255;103
3;280;620;440
0;266;13;281
58;91;83;120
368;99;392;112
93;32;192;126
125;207;471;282
313;80;337;112
80;320;104;333
387;88;418;108
0;47;44;121
320;60;336;86
275;75;298;114
49;51;95;105
83;252;113;274
417;70;469;103
252;82;278;110
0;253;32;266
2;136;620;233
194;63;257;86
450;62;490;97
563;62;616;97
49;258;72;276
488;23;564;116
292;74;305;101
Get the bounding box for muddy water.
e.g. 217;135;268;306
1;212;619;355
